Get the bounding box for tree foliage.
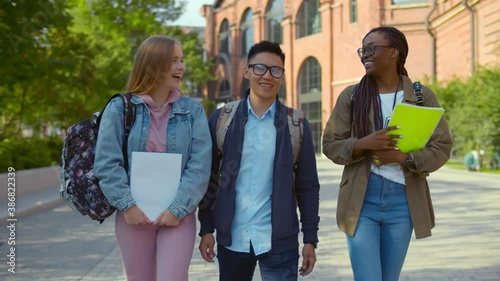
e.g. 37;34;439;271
429;66;500;158
1;0;74;138
0;0;213;143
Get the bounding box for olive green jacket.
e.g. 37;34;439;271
322;75;452;239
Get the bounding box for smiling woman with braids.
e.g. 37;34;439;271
322;26;452;281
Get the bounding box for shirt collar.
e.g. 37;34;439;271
246;98;276;119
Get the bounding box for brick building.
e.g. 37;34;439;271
200;0;499;153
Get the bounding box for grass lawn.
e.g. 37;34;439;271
445;160;500;175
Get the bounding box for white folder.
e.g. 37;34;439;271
130;152;182;221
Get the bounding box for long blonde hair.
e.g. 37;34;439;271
126;35;181;94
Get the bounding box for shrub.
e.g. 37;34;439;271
0;137;63;172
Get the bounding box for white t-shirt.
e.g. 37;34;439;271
370;90;406;185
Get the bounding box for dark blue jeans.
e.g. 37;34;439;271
217;244;299;281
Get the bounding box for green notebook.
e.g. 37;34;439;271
388;103;445;153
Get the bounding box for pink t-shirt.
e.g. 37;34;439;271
138;90;181;152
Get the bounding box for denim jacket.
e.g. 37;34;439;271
95;95;212;219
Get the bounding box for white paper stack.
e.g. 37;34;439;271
130;152;182;221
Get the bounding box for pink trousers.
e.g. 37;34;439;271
115;211;196;281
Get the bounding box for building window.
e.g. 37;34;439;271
219;79;231;100
298;57;322;153
265;0;284;44
299;57;321;95
350;0;358;23
296;0;321;38
219;19;231;55
278;83;286;102
241;79;249;97
240;9;254;56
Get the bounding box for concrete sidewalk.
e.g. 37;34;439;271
1;157;499;280
78;158;500;281
0;166;62;222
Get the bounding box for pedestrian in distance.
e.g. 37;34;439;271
322;26;453;281
198;40;320;281
463;149;484;172
489;148;500;170
94;35;212;281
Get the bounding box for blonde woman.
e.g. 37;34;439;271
95;35;211;281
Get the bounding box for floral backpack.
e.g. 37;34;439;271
58;94;135;223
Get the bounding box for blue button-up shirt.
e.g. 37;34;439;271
227;99;276;255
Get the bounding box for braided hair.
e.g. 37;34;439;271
352;26;409;138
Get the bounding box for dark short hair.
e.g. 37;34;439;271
247;40;285;64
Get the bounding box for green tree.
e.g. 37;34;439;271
1;0;214;169
0;0;74;138
1;0;213;139
61;0;213;128
431;66;500;157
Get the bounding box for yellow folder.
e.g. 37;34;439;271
388;103;445;153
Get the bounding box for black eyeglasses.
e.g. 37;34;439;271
248;64;285;78
357;45;393;58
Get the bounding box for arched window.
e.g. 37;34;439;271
298;57;322;153
241;79;249;97
219;79;231;100
277;82;287;102
299;57;321;94
240;9;254;56
296;0;321;38
350;0;358;23
219;19;231;55
265;0;284;44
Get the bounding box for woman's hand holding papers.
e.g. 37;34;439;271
354;126;402;157
353;126;407;166
372;150;408;166
154;209;180;227
124;206;153;225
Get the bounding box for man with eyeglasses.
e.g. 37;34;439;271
198;41;320;281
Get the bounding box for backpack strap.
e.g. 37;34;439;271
121;94;135;170
95;93;135;170
216;100;241;156
413;81;423;106
287;107;304;169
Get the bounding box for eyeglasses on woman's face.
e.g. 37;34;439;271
357;44;393;58
248;64;285;78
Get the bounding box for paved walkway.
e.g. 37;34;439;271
1;156;499;280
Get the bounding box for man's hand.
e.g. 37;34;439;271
123;206;153;225
198;233;216;262
299;244;316;276
154;210;181;227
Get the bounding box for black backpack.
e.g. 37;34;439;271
58;94;135;223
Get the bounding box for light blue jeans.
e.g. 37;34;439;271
346;172;413;281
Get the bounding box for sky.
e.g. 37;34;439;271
169;0;214;27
